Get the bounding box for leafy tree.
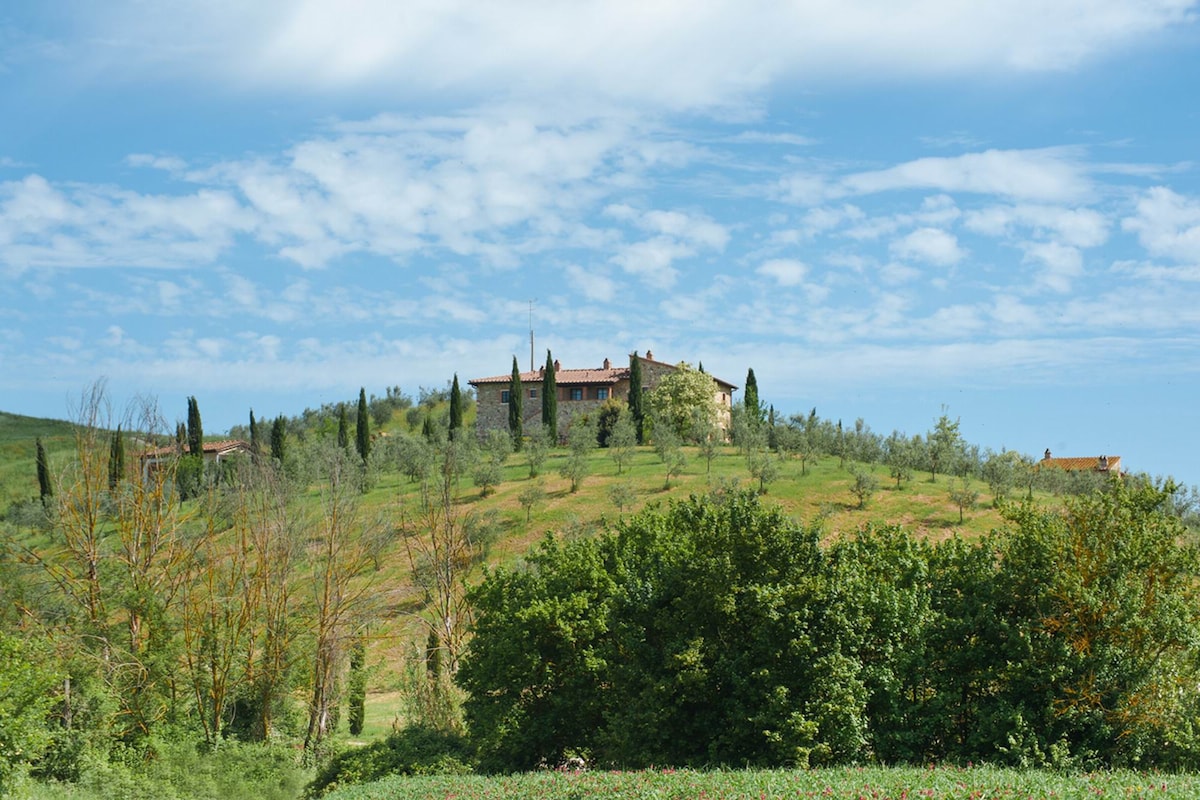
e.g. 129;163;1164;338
524;427;550;478
356;387;371;463
35;436;53;506
883;431;915;489
187;395;203;456
518;481;545;524
628;351;645;444
746;446;779;494
608;480;637;516
595;397;625;448
948;478;979;523
337;404;350;451
608;409;637;475
448;375;463;439
850;465;880;508
0;633;58;793
559;416;596;493
694;405;722;474
926;410;962;483
647;361;717;443
743;367;764;427
982;448;1022;505
541;351;557;444
652;416;687;489
459;491;862;771
473;430;511;497
507;356;523;449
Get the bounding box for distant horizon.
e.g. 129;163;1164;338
3;2;1198;486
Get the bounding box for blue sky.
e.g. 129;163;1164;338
2;1;1199;483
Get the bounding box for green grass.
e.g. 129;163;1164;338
321;764;1200;799
0;412;76;508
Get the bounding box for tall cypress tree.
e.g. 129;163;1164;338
628;351;645;444
347;637;366;736
508;356;523;449
337;403;350;451
108;425;125;490
36;437;53;506
355;388;370;463
542;350;557;444
249;409;263;461
449;374;463;438
744;368;763;427
271;415;287;463
187;396;204;456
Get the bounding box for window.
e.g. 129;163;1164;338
529;388;538;399
596;388;609;400
570;387;583;401
501;390;510;404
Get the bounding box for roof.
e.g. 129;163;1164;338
140;440;251;459
1039;455;1122;473
469;355;738;391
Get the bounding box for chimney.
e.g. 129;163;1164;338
603;357;611;370
646;350;653;361
553;359;560;372
1043;448;1052;460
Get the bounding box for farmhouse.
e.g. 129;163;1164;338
139;439;252;479
469;351;737;440
1039;449;1123;476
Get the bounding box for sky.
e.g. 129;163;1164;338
2;1;1199;483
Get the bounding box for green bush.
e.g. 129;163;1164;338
305;725;473;798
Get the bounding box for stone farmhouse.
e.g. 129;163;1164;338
139;439;252;479
469;351;737;441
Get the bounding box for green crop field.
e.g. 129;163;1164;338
321;765;1200;800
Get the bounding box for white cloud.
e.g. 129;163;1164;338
842;148;1093;203
565;264;617;301
1123;186;1200;262
77;1;1197;110
889;227;966;266
1022;241;1084;293
964;203;1109;248
757;258;808;286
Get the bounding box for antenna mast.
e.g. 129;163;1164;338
529;299;536;372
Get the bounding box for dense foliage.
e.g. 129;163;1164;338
460;485;1200;772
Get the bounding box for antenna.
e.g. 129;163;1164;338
528;299;536;372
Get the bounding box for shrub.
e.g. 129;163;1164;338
305;725;473;798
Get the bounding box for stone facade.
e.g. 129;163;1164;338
469;352;736;442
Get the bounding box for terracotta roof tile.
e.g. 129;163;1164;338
1039;455;1121;472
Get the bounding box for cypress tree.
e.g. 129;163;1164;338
449;374;463;438
744;368;763;427
628;351;645;444
356;388;370;463
108;425;125;490
347;638;366;736
508;356;523;449
337;403;350;451
249;410;261;458
187;396;204;456
542;350;557;444
36;437;53;506
175;421;187;454
422;414;436;443
270;415;287;463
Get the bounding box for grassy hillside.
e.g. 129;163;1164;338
0;407;1028;742
0;411;77;508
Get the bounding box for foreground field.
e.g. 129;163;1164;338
323;765;1200;799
